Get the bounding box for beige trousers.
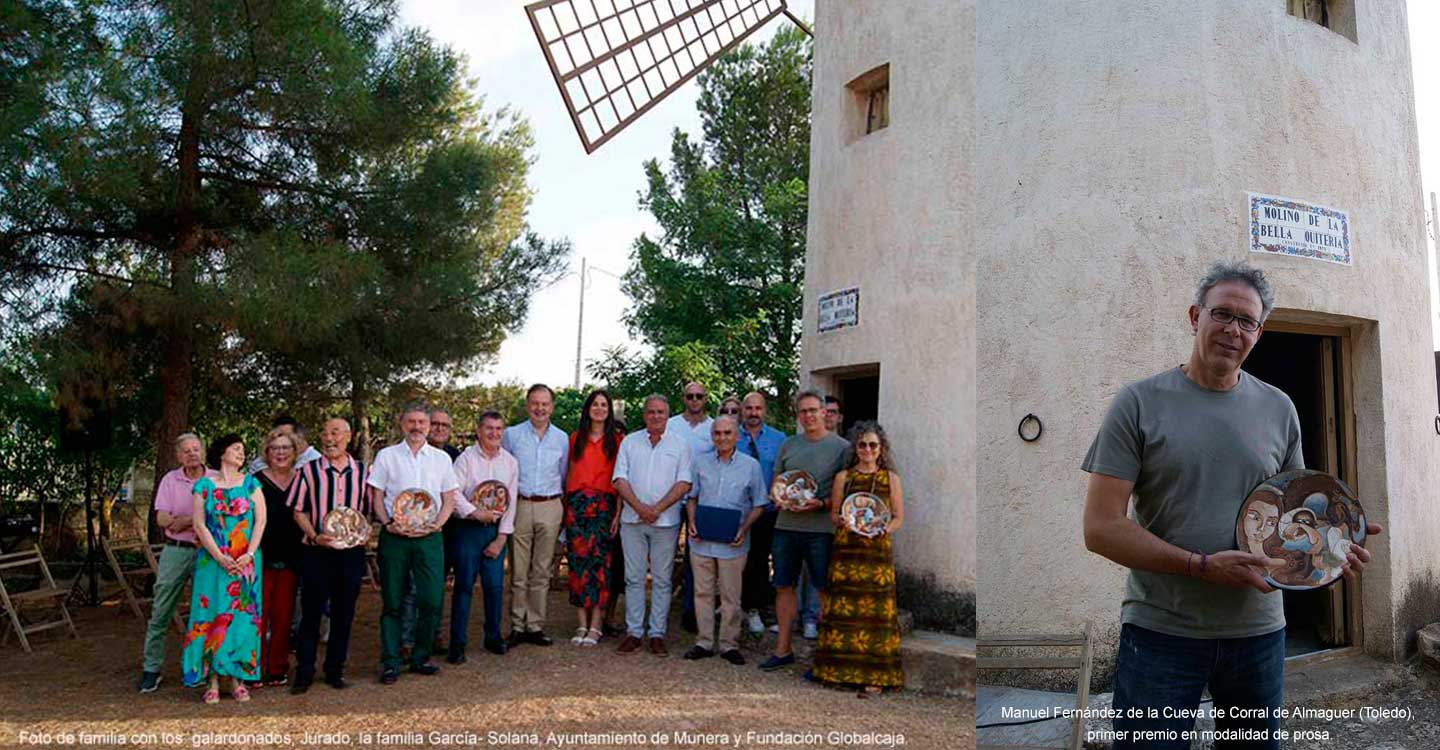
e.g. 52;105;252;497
509;497;563;632
691;552;746;652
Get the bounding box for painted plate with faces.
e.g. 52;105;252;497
471;480;509;516
393;488;440;531
322;506;371;549
1234;469;1366;591
841;492;892;538
771;470;820;512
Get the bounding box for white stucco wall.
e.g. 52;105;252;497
976;0;1435;672
801;0;977;599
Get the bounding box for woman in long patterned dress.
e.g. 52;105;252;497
811;420;906;692
183;434;267;704
563;389;623;647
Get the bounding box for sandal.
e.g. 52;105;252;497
580;628;602;647
202;688;220;705
570;627;588;645
231;684;251;702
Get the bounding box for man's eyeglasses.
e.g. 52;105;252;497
1206;307;1261;333
719;408;740;416
684;393;706;401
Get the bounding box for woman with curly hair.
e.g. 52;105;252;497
810;420;905;692
182;434;267;704
563;389;624;646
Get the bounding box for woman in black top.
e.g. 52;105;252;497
255;427;305;686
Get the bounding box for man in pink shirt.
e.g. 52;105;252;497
448;410;520;661
138;432;213;693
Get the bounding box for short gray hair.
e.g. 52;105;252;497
399;401;431;420
643;393;669;409
174;432;201;449
1194;261;1275;321
794;389;826;410
712;414;740;431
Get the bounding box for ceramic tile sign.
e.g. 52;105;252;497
1248;192;1351;266
817;286;860;333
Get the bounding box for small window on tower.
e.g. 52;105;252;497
1286;0;1357;43
846;63;890;141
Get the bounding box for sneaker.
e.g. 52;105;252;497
745;610;765;634
759;653;795;671
617;635;644;654
803;622;819;640
683;645;715;660
138;671;162;693
720;649;746;665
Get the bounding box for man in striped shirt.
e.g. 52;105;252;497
287;417;371;694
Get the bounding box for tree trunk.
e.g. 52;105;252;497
148;50;207;537
351;379;373;462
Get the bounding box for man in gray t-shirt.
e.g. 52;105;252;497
758;390;848;672
1082;261;1380;750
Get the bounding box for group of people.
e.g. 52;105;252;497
135;384;907;703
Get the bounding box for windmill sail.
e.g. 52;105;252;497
526;0;788;153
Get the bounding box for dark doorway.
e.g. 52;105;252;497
835;371;879;437
1242;330;1352;657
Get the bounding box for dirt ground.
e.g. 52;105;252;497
1283;664;1440;750
0;585;973;750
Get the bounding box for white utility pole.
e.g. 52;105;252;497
574;256;586;390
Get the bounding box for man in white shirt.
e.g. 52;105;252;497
667;380;713;633
367;403;459;684
613;394;693;656
448;410;520;661
501;384;570;646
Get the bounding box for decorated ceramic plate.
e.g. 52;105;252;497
472;480;509;516
1234;469;1366;591
322;506;371;549
393;488;440;531
841;492;892;538
771;470;819;512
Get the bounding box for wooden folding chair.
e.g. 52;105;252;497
977;622;1095;750
99;536;188;631
0;547;80;653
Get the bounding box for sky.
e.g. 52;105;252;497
397;0;814;389
397;1;1437;388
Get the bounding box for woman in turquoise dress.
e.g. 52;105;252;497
182;433;267;703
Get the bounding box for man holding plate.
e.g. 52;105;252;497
448;410;520;662
1082;261;1383;749
760;389;848;672
287;418;371;693
683;416;767;664
367;403;459;684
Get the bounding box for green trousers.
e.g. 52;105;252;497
379;530;444;669
141;544;196;673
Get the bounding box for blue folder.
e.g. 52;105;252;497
694;505;743;543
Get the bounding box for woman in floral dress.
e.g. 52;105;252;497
182;434;267;703
811;421;906;691
563;389;623;646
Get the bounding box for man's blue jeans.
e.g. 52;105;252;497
1112;623;1284;750
446;521;507;650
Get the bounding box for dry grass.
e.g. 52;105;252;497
0;586;973;750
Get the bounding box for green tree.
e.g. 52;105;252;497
1;2;563;478
594;26;811;416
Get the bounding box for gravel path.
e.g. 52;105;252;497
0;587;973;750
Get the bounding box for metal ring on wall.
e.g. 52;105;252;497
1018;413;1043;443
